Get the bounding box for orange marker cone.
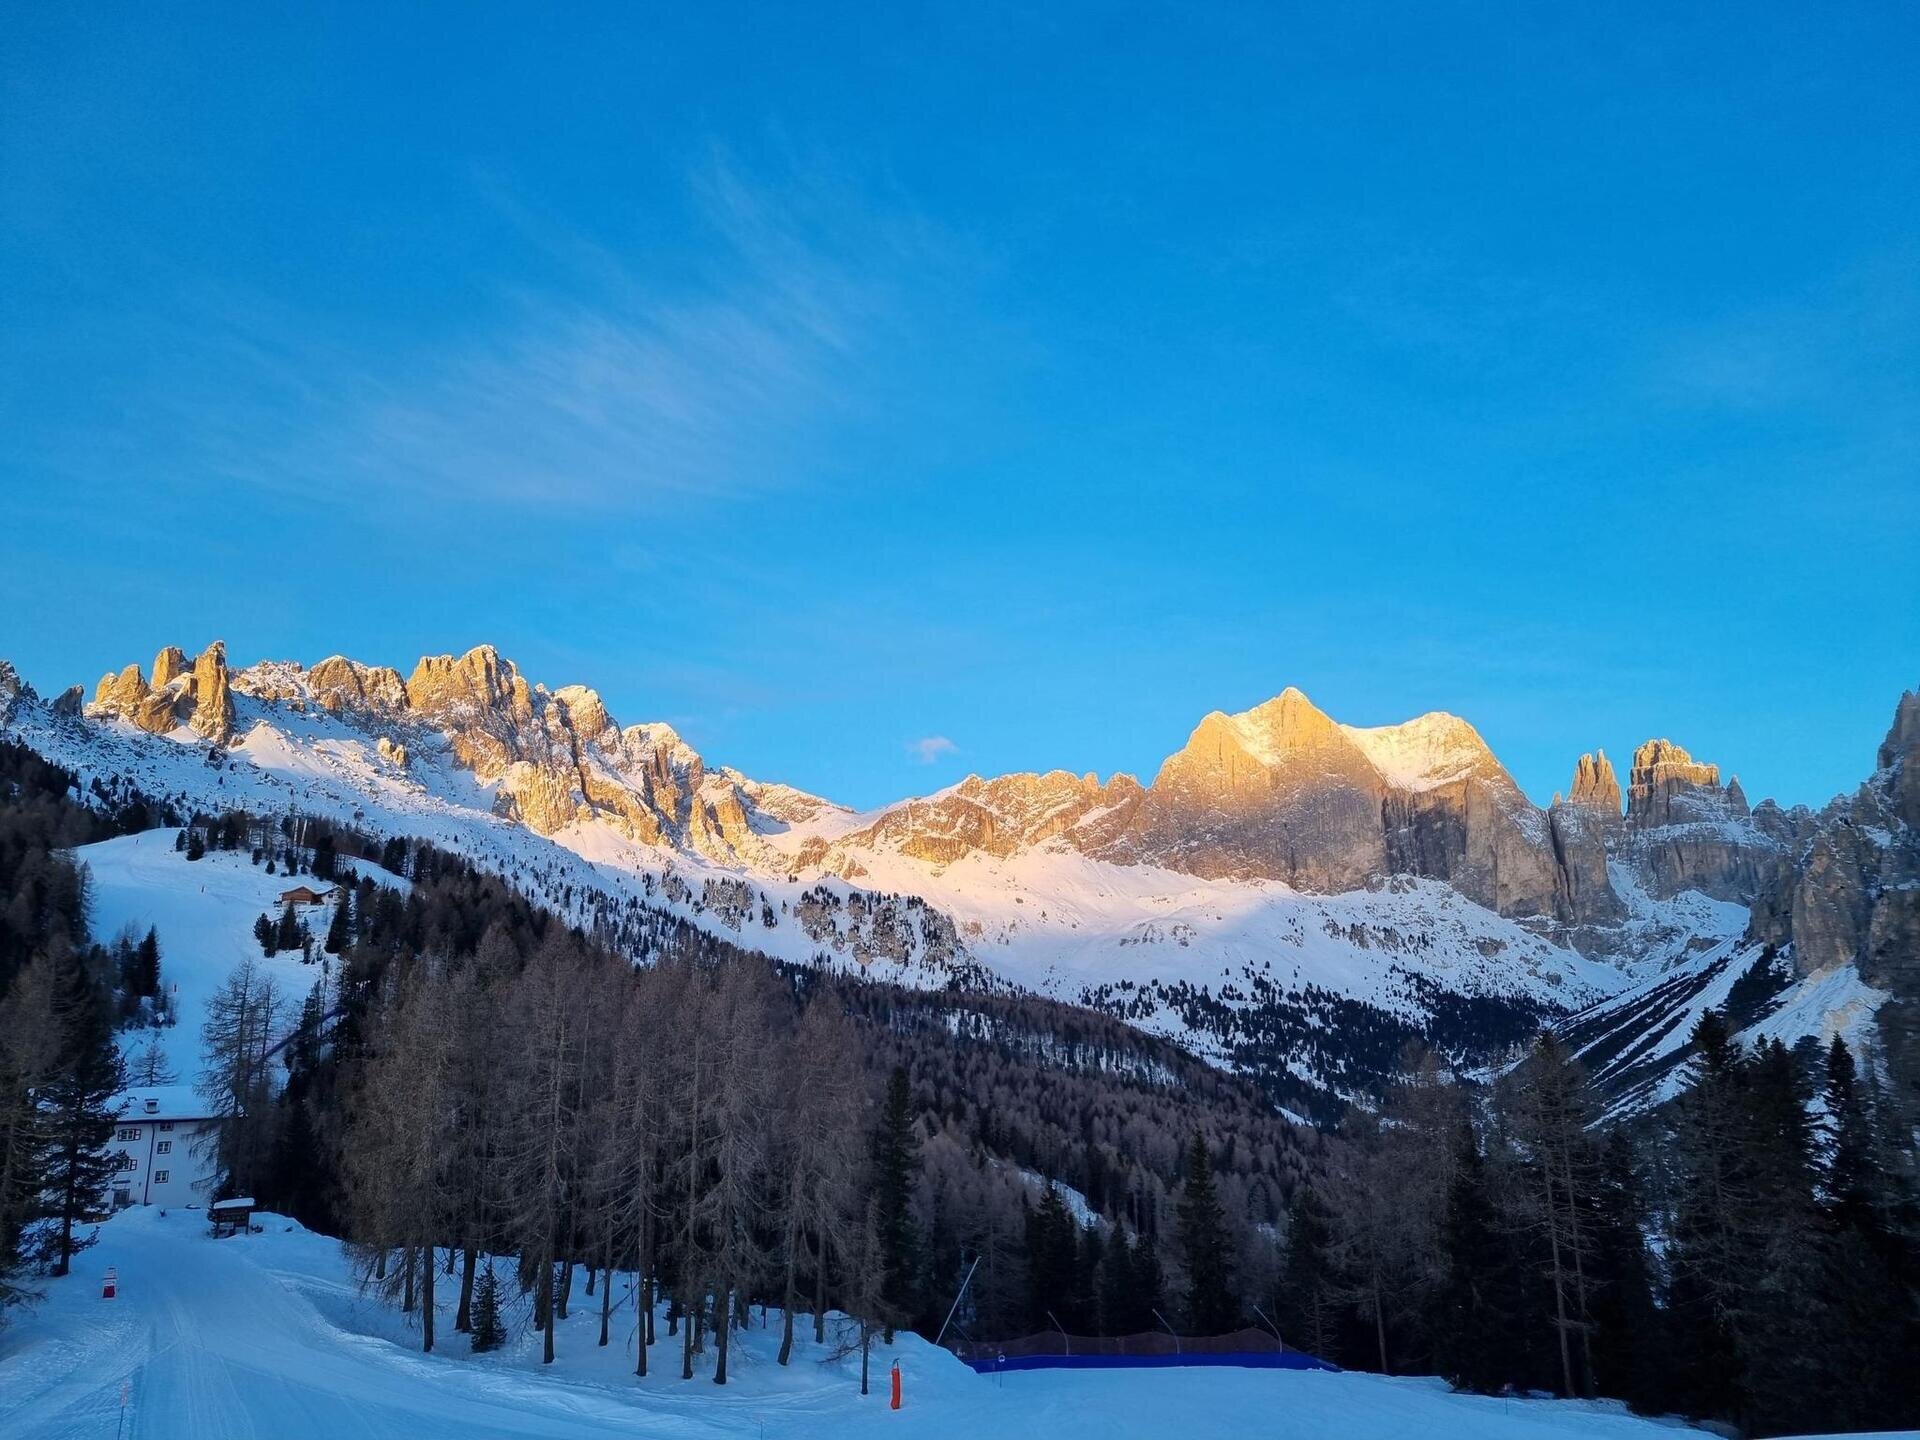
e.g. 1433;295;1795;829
890;1360;901;1410
102;1267;117;1300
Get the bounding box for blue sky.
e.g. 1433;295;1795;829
3;3;1915;811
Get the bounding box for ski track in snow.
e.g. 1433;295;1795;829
0;1207;1712;1440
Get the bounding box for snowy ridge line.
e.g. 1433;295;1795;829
1;682;1647;1107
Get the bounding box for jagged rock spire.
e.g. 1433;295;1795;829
1567;750;1622;815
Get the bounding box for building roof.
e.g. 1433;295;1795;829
111;1085;215;1123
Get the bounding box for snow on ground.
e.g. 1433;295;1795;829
81;834;358;1085
0;1207;1709;1440
811;838;1623;1018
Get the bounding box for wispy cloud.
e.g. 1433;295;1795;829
77;152;967;517
907;735;956;764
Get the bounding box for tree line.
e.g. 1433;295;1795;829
1273;1022;1918;1437
0;740;170;1315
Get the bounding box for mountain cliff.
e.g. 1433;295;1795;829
13;639;1905;1117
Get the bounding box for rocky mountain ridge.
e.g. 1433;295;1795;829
25;641;1911;1117
74;643;1805;960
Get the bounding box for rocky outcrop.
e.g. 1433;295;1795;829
1627;739;1721;827
89;643;233;741
1568;751;1622;814
827;770;1143;871
1097;689;1388;890
1740;687;1920;1101
228;646;799;860
189;643;235;742
0;661;31;723
307;656;409;715
1881;689;1920;829
51;684;84;718
1612;737;1783;902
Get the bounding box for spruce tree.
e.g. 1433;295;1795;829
255;913;276;957
1585;1129;1662;1412
1432;1118;1515;1393
133;929;161;999
40;945;124;1275
871;1065;920;1333
470;1261;505;1353
324;894;351;955
275;904;302;953
1024;1184;1077;1332
1176;1132;1237;1334
1275;1183;1339;1363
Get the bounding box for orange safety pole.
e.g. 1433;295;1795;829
890;1360;902;1410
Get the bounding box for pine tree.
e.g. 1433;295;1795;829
133;929;161;999
323;895;351;955
1176;1132;1237;1334
185;830;205;861
255;913;275;957
1098;1226;1136;1335
1025;1184;1078;1332
470;1260;504;1353
1275;1184;1338;1362
871;1065;920;1334
275;904;301;953
1584;1129;1661;1411
1808;1036;1917;1431
40;944;125;1275
1432;1118;1517;1393
0;959;60;1308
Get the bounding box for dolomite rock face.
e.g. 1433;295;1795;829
60;639;1853;967
825;769;1144;871
1611;737;1780;901
1348;713;1562;919
189;643;235;743
230;646;790;859
1745;687;1920;1099
1547;800;1624;931
1627;739;1720;827
51;685;84;718
1568;751;1623;814
0;661;31;723
150;646;189;692
1750;689;1920;976
89;643;234;741
307;656;409;715
1881;689;1920;829
1099;689;1389;890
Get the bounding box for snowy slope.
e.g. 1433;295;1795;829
0;1207;1706;1440
1561;937;1891;1117
80;834;391;1085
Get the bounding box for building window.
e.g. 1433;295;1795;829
159;1121;174;1133
116;1127;140;1142
153;1170;170;1185
116;1153;135;1173
156;1140;172;1155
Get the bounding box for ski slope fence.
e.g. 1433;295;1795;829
953;1328;1340;1375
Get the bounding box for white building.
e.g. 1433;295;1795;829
106;1086;221;1209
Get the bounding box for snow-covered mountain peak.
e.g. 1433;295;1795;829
1340;711;1509;794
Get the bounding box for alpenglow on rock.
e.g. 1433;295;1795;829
60;642;1818;958
1568;751;1623;814
89;642;235;744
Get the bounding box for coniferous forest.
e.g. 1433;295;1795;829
1;782;1916;1435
